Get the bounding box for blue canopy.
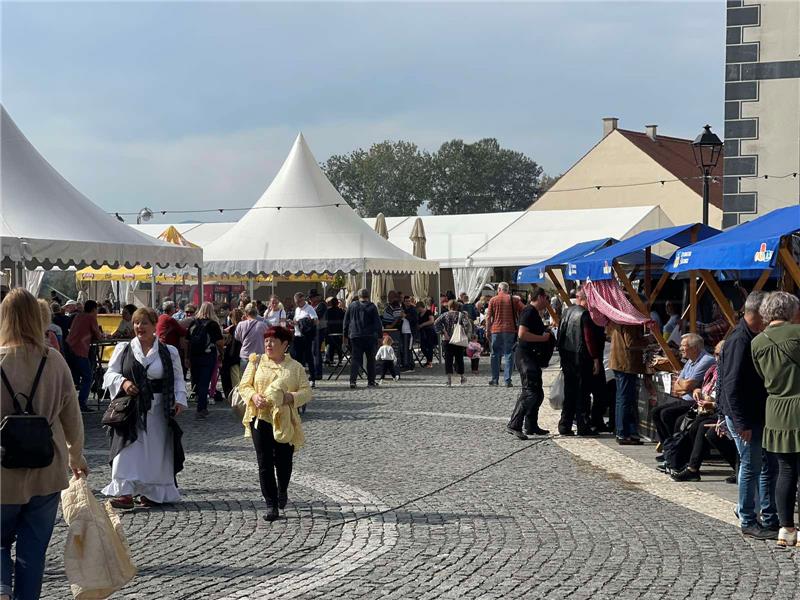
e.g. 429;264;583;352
667;206;800;273
515;238;615;284
565;223;719;281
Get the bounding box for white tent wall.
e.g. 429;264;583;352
24;268;45;297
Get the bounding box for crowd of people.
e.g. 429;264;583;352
2;276;799;598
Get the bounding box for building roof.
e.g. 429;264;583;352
617;129;723;209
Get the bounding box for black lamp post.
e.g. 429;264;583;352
691;124;724;226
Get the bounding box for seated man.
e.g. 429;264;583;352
651;333;716;449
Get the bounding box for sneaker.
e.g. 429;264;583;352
505;426;528;440
656;463;669;474
393;376;400;381
616;437;643;446
777;527;798;547
505;381;513;388
525;427;550;436
349;383;357;389
670;467;701;482
488;380;499;387
742;524;779;540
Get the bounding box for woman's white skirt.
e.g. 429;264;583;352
101;395;181;503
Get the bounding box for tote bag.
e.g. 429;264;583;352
449;318;469;347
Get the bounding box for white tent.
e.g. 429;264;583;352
0;106;201;272
365;205;671;268
201;133;439;277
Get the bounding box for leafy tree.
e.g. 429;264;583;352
427;138;544;215
322;141;431;217
538;172;562;193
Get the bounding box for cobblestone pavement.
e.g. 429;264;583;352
41;363;799;599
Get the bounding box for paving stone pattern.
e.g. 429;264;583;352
41;364;799;599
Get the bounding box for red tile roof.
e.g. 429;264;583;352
618;129;723;209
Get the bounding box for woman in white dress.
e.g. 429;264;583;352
102;307;187;509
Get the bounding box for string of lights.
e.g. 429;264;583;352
109;171;798;218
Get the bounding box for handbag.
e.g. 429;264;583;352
229;355;261;418
101;394;136;427
449;317;469;347
0;356;55;469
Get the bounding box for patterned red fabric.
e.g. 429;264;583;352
585;280;652;327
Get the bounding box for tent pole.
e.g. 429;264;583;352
688;225;699;334
546;267;571;305
698;271;737;328
14;262;24;289
753;268;772;292
436;268;442;363
151;266;158;309
681;281;706;321
648;272;670;309
248;275;255;300
613;262;681;371
197;267;204;304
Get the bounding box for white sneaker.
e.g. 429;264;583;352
393;376;399;381
777;527;797;547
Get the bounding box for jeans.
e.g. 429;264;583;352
251;419;294;507
490;332;516;384
774;452;800;528
1;492;60;600
74;355;93;409
507;347;544;433
443;343;465;375
725;418;779;528
559;356;591;433
614;371;639;438
349;337;376;385
191;353;216;412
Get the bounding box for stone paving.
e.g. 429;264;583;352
40;362;800;599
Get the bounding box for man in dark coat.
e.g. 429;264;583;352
343;288;384;388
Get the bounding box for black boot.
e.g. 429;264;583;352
263;505;279;522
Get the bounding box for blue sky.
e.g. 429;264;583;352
2;1;725;222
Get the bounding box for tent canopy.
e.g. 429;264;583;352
365;205;669;269
666;205;800;273
0;106;202;270
201;133;438;277
516;238;615;284
565;223;719;281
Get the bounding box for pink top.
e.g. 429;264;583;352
466;341;482;358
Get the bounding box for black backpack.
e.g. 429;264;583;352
188;319;212;355
1;356;55;469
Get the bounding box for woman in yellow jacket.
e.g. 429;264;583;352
239;325;311;521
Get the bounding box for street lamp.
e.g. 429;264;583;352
691;125;723;226
136;207;154;225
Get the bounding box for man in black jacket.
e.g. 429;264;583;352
717;290;778;540
343;288;383;388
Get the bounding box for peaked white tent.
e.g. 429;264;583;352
0;106;202;276
201;133;439;277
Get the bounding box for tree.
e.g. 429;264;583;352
427;138;544;215
322;141;431;217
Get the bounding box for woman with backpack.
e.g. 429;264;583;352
1;289;89;600
188;302;224;419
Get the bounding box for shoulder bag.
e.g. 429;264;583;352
229;355;262;418
101;345;141;427
1;355;55;469
449;314;469;347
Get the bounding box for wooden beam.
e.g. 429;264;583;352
779;247;800;290
698;270;737;328
753;268;772;292
681;281;706;321
648;272;670;309
546;267;572;305
613;262;682;372
546;304;560;327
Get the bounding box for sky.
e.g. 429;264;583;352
1;1;726;223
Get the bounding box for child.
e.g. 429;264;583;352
466;335;482;374
375;335;399;381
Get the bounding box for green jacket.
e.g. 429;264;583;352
751;323;800;453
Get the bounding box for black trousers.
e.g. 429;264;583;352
686;414;720;470
400;333;413;368
444;343;465;375
775;452;800;527
379;360;398;379
220;359;237;399
251;419;294;507
652;399;692;443
325;334;343;364
470;357;480;372
559;354;591;433
291;335;315;382
704;426;739;471
419;328;436;363
508;347;544;433
589;372;610;428
349;337;376;384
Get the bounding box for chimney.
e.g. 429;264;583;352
602;117;619;138
645;124;658;141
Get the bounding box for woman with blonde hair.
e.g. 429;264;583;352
37;298;60;352
239;326;311;522
1;289;88;599
187;301;224;419
102;307;187;509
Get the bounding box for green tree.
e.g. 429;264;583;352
427;138;544;215
322;141;431;217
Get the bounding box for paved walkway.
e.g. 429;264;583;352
41;363;798;599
